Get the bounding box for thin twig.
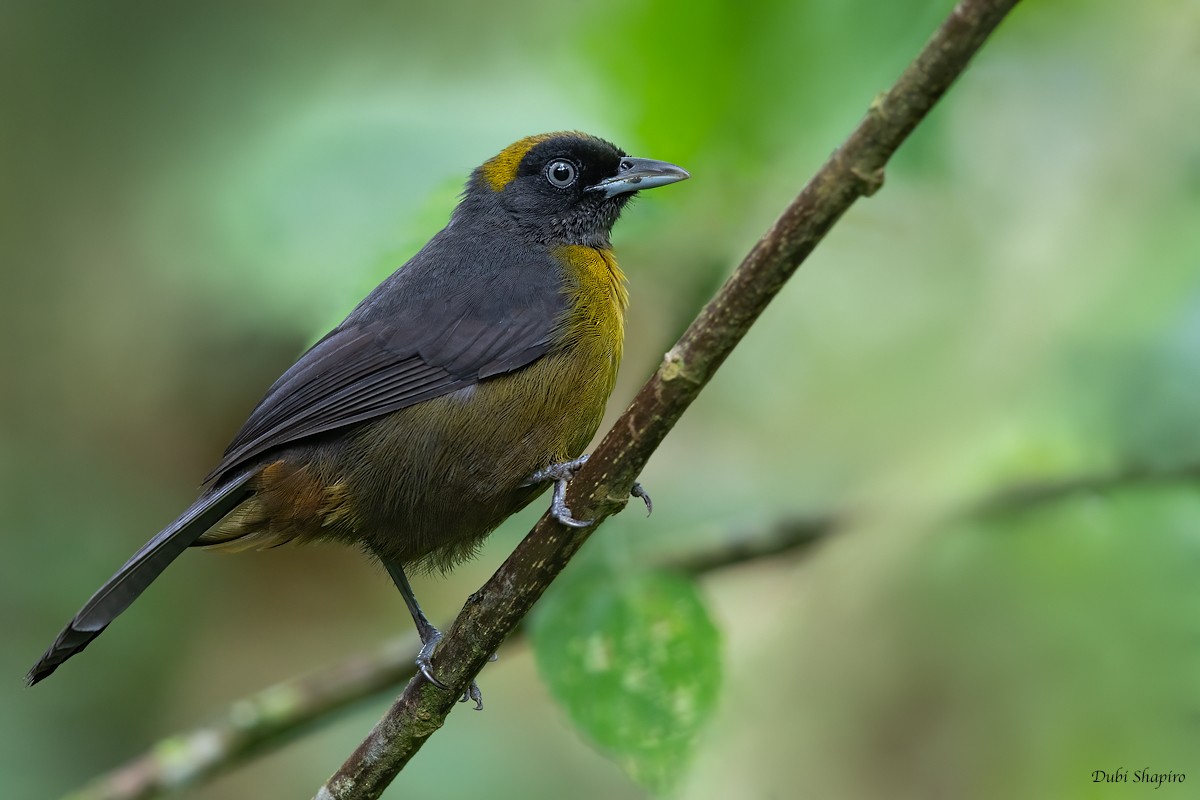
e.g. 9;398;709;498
316;2;1024;797
62;516;829;800
61;639;422;800
68;457;1200;799
969;463;1200;519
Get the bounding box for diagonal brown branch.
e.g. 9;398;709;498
316;1;1023;797
62;515;830;800
67;455;1200;799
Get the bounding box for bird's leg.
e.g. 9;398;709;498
525;454;653;527
382;559;485;710
382;559;445;686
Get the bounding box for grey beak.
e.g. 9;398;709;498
589;157;690;198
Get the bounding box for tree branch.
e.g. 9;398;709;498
62;638;420;800
62;516;829;800
316;1;1023;797
69;456;1200;799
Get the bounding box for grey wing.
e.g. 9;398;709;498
204;298;562;486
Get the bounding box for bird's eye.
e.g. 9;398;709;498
545;159;577;188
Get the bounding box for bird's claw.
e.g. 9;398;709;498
527;455;654;526
415;627;489;709
459;681;484;710
631;482;652;516
549;477;593;528
529;455;593;528
415;629;449;690
455;651;496;709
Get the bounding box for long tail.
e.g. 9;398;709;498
26;472;256;685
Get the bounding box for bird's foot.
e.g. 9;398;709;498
459;681;484;710
415;626;447;688
415;626;485;710
528;455;593;528
526;455;653;526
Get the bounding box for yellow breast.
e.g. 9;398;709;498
554;244;628;366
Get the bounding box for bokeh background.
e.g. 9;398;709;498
5;0;1200;797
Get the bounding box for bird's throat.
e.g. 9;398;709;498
553;244;627;372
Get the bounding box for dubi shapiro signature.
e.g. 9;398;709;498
1092;769;1185;788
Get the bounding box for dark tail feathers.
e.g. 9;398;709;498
26;473;255;685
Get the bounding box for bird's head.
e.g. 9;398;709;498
459;131;689;246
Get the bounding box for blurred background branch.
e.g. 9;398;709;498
62;514;829;800
66;457;1200;800
10;0;1199;797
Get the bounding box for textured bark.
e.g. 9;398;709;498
314;2;1024;797
70;455;1200;798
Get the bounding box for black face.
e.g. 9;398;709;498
500;134;630;245
512;135;625;204
462;132;689;247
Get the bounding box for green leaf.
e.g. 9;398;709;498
531;567;722;794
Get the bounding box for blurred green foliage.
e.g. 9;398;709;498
4;0;1200;798
532;566;721;793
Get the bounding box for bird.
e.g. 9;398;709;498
27;131;689;706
